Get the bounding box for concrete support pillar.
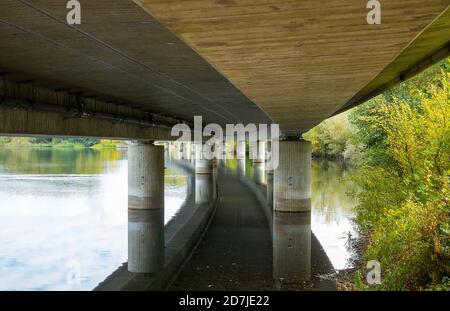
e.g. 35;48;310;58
274;139;311;212
253;141;265;184
127;141;164;273
253;141;265;163
190;144;196;165
236;140;246;159
128;141;164;210
236;140;246;177
223;138;233;168
195;143;213;175
265;141;274;209
188;142;193;160
181;142;189;160
273;212;311;286
194;142;214;204
212;147;218;201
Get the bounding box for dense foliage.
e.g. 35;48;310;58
349;58;449;290
307;58;449;290
304;111;363;163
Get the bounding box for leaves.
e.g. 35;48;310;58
350;58;450;290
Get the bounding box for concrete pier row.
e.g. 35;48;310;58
96;139;335;290
170;165;336;290
95;156;217;290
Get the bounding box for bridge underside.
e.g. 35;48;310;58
0;0;268;139
136;0;450;133
0;1;449;139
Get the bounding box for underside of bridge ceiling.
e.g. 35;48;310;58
0;1;449;136
0;0;270;130
135;0;450;134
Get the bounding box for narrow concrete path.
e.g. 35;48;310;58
169;173;273;290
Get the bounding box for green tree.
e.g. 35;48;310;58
305;111;357;160
350;58;450;290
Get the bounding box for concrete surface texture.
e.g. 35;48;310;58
0;1;448;139
136;0;449;133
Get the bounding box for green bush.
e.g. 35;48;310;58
350;58;450;290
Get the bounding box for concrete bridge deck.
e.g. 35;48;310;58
1;2;448;139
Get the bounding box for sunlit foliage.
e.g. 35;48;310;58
349;58;450;290
0;137;121;148
304;111;360;161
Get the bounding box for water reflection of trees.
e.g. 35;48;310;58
311;160;358;224
0;147;124;175
0;147;191;187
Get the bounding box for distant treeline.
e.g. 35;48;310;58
0;137;120;148
304;110;359;162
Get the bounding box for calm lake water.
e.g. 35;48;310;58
0;147;357;290
0;146;188;290
240;157;358;270
311;160;358;270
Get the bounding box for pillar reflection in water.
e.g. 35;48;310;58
195;173;214;205
237;158;246;177
195;142;215;205
273;211;311;286
236;140;246;177
212;158;218;201
266;171;273;209
265;141;273;209
253;162;265;185
128;209;164;274
191;147;196;165
252;140;265;184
